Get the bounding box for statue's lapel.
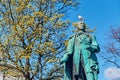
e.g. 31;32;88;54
77;32;86;43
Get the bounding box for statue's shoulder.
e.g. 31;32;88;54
69;34;76;39
88;34;97;40
86;33;93;39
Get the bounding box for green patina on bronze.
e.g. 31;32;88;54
60;19;100;80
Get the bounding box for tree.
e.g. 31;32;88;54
0;0;79;80
101;27;120;67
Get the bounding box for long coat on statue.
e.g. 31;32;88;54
61;32;100;80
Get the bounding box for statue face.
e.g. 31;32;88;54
77;22;85;30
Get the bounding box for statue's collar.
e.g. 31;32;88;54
76;31;85;36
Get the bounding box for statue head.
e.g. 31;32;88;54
76;15;89;32
73;15;95;33
76;21;89;32
77;22;85;30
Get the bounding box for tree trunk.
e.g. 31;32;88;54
24;74;32;80
25;58;31;80
25;77;32;80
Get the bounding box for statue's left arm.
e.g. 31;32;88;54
90;35;100;53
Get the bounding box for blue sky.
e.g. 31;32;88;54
67;0;120;80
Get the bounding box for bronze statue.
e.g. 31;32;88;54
60;15;100;80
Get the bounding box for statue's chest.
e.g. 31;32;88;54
76;34;91;45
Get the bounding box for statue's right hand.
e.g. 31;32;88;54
60;54;69;65
60;60;64;65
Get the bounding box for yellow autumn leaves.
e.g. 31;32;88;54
48;58;56;63
36;41;56;55
0;43;3;53
34;12;43;17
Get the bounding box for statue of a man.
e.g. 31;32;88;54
60;16;100;80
